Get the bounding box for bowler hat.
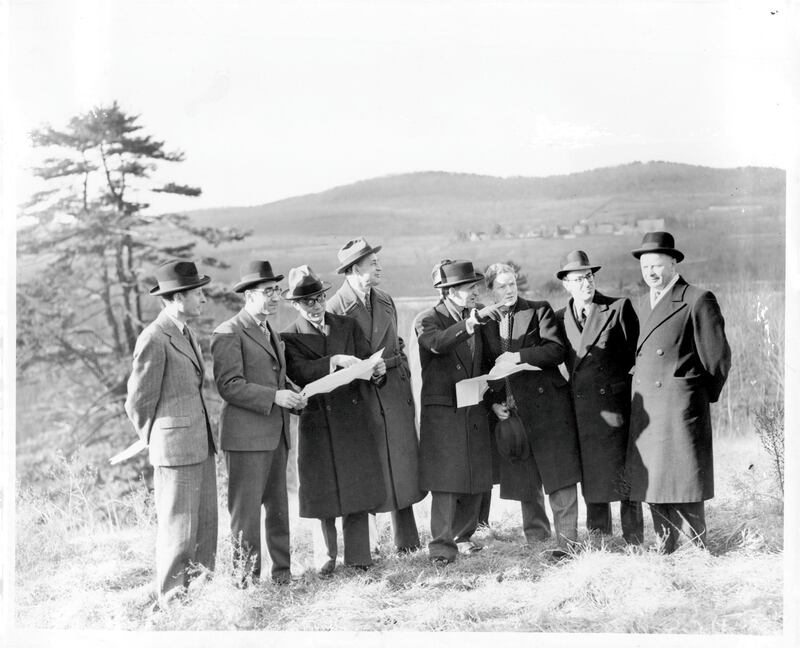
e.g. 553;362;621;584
555;250;602;280
631;231;684;262
149;260;211;296
281;265;331;300
335;237;382;274
437;260;484;289
233;260;284;293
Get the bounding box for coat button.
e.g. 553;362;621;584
599;388;606;395
538;387;544;394
352;398;358;404
326;405;331;411
273;365;278;370
655;381;662;388
656;349;664;356
456;364;462;370
636;379;641;385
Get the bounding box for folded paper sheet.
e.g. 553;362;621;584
455;362;540;408
300;347;385;398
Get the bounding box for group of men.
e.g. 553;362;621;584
124;230;731;606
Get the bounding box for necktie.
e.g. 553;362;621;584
499;311;515;408
364;290;372;313
315;323;328;337
460;308;475;357
580;307;588;327
183;326;202;366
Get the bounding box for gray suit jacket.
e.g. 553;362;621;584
125;310;214;467
211;309;291;452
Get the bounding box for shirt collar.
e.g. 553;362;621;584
348;279;370;305
444;298;466;321
651;273;681;306
242;307;268;329
165;311;186;333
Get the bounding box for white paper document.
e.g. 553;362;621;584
455;362;540;408
301;348;385;398
110;438;146;465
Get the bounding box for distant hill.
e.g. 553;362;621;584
185;161;785;297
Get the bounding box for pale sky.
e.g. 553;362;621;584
6;0;793;212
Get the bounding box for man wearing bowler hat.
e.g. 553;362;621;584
327;238;425;554
125;260;218;605
555;250;643;544
625;232;730;553
280;265;388;574
415;260;504;564
211;261;306;585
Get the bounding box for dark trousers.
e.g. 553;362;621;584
153;454;218;600
428;491;483;561
225;440;290;580
477;489;492;527
521;484;578;547
649;502;706;554
391;506;421;551
319;512;372;567
586;500;644;544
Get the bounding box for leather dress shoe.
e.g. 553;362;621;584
457;540;484;555
430;556;454;566
318;559;336;577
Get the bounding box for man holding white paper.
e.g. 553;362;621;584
481;263;582;558
280;265;387;575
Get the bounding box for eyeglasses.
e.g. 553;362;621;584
564;273;595;284
298;294;327;307
252;286;282;297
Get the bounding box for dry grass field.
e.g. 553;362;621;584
14;435;782;633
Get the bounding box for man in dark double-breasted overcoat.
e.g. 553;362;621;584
280;265;387;574
625;232;731;553
555;250;643;544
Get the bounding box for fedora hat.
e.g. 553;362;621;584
437;260;484;289
281;265;331;301
335;237;382;274
555;250;602;280
149;260;211;296
232;260;284;293
631;231;684;262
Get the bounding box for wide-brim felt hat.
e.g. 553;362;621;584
336;237;382;274
233;260;285;292
631;231;684;262
281;265;332;300
555;250;602;280
149;260;211;296
437;260;484;288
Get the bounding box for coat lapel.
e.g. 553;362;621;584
509;301;533;351
435;302;473;375
574;297;612;370
370;289;394;351
289;316;328;358
637;279;689;352
158;311;202;371
563;299;584;356
239;310;279;361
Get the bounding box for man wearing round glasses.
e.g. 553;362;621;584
281;265;388;575
556;250;643;545
211;261;306;585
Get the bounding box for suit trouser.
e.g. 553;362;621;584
586;500;644;544
153;453;218;600
477;489;493;527
428;491;483;561
521;484;578;548
649;502;706;554
225;438;290;580
368;506;422;552
318;512;372;567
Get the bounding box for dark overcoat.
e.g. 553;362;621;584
415;301;492;495
556;292;638;503
281;312;386;519
625;277;731;503
327;282;425;511
483;298;582;499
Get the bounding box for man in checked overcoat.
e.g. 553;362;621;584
625;232;731;553
124;260;218;606
327;237;425;554
555;250;643;544
211;261;306;585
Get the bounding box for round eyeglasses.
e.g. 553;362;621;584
252;286;282;297
298;294;327;307
564;273;595;284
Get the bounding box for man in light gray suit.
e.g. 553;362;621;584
125;260;218;606
211;261;306;585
